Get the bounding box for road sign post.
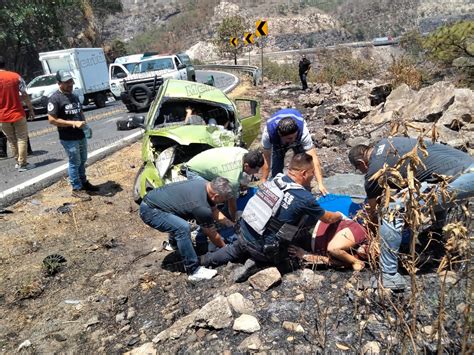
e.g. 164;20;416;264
255;20;268;85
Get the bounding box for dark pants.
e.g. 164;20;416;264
140;201;199;274
299;72;308;90
201;234;270;268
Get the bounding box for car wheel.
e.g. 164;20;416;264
129;84;152;109
95;93;107;108
132;165;145;205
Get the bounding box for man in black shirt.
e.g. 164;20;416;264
349;137;474;290
48;70;98;201
140;177;235;282
298;55;311;91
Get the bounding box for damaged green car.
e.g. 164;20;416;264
132;79;261;203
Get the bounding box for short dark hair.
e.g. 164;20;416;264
243;150;264;169
348;144;371;167
277;117;299;137
288;153;313;170
0;56;5;69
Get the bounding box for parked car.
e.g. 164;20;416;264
25;74;58;115
132;79;261;203
109;53;196;112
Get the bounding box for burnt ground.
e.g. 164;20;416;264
0;80;471;354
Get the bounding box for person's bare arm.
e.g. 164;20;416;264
318;210;344;224
48;114;85;128
306;147;328;195
261;149;271;182
20;91;35;121
201;227;225;248
212;207;234;228
228;197;238;222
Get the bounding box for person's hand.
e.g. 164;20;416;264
288;245;306;259
319;184;329;196
74;121;86;129
27;111;35;121
338;212;351;221
185;107;193;116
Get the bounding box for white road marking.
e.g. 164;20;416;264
0;131;143;200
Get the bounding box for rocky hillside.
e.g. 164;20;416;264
99;0;473;59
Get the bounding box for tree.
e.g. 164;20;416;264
423;21;474;65
400;30;425;58
214;16;247;65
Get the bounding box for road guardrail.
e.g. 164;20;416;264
195;64;262;86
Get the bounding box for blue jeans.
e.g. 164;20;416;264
140;201;199;274
186;168;206;181
271;143;305;178
60;138;88;190
380;163;474;274
196;226;238;252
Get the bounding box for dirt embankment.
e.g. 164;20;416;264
0;80;470;354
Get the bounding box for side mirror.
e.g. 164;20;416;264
131;115;145;128
177;63;187;70
116;72;127;79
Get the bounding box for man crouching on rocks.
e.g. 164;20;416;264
200;153;346;282
140;177;235;282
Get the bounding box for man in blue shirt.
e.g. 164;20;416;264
260;108;327;195
200;153;345;281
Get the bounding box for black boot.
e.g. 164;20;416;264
27;136;34;155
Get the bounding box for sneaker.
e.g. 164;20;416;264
382;272;407;291
188;266;217;282
82;181;100;192
232;259;259;283
17;163;36;172
162;240;177;252
72;189;92;201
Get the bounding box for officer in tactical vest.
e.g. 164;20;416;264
260;108;328;195
200;153;346;281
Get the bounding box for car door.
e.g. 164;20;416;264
173;57;187;80
109;63;129;98
177;53;195;81
234;98;261;147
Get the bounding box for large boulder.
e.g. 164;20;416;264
194;295;233;329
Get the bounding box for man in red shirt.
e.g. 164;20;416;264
0;56;35;171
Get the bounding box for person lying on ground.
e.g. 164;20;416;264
200;153;346;282
289;219;367;271
139;176;234;282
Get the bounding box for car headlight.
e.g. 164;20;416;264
31;90;45;99
155;146;176;179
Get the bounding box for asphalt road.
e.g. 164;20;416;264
0;70;237;207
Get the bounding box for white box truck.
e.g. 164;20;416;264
33;48;110;109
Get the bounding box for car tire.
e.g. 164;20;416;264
95;93;107;108
129;84;152;109
133;165;145;205
191;74;196;82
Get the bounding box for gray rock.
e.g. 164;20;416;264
248;267;282;291
194;295;233;329
124;342;157;355
233;314;261;333
323;173;365;198
346;136;369;147
238;333;263;351
127;307;136;320
299;269;325;290
361;341;381;354
227;293;255;315
152;309;199;343
282;321;305;333
17;340;32;351
116;312;126;323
